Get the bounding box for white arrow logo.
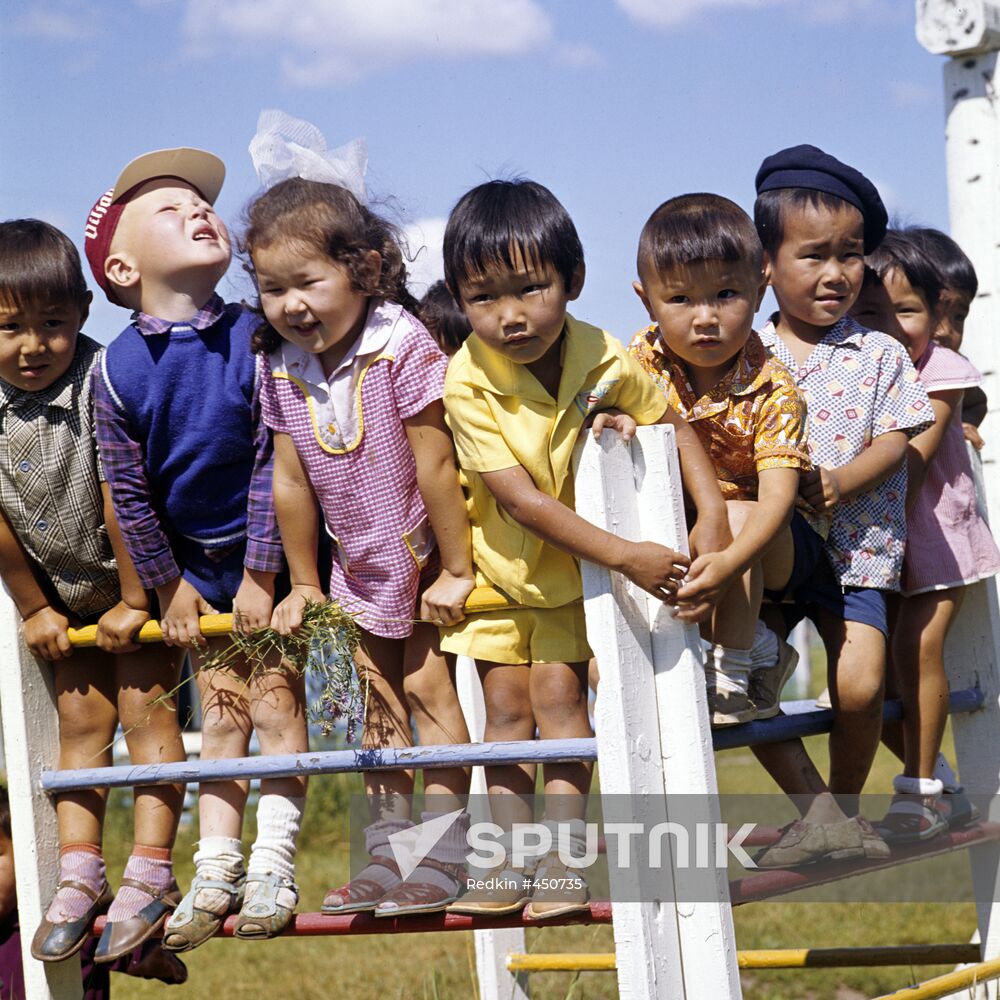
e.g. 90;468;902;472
387;809;466;881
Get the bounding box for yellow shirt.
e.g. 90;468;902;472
444;314;667;607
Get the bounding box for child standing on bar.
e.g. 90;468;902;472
243;112;475;918
440;179;730;917
86;148;307;949
0;220;187;966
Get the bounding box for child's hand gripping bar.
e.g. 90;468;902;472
63;585;519;647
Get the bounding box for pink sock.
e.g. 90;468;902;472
107;848;174;922
46;846;106;922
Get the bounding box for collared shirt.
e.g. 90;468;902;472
759;315;933;589
260;301;447;638
94;297;282;590
628;325;824;533
444;314;667;607
0;335;119;618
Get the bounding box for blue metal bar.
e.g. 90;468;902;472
40;688;984;793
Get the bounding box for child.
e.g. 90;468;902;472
439;179;730;917
244;175;476;917
851;231;1000;841
418;280;471;356
754;145;933;818
0;220;187;964
629;193;816;726
85;148;305;948
912;227;988;450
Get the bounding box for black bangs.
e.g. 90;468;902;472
0;220;89;312
866;230;944;308
638;193;762;277
443;180;583;294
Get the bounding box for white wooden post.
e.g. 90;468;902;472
575;424;741;1000
0;591;82;1000
917;6;1000;997
455;656;530;1000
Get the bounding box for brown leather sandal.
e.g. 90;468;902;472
94;879;181;964
31;879;113;962
322;856;401;914
374;858;466;917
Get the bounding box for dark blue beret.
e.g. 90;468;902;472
755;144;887;252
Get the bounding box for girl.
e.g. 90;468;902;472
850;230;1000;842
243;176;475;917
0;221;186;964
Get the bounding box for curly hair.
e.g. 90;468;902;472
241;178;418;354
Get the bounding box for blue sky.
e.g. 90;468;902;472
4;0;951;344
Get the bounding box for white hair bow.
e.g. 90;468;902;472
249;109;368;204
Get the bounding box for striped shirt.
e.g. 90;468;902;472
0;334;120;618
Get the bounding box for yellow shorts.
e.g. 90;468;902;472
440;601;591;665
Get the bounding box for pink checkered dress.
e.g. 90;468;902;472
259;301;449;637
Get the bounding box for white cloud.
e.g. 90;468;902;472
402;217;447;297
183;0;552;85
616;0;902;29
12;5;97;40
615;0;786;30
889;79;937;108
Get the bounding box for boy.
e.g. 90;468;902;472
0;220;187;964
629;193;819;726
440;179;730;917
85;149;305;949
754;145;933;817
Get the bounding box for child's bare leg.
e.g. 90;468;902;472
818;613;885;814
192;638;255;838
404;622;471;806
249;651;309;798
479;661;536;831
116;644;186;848
357;631;415;818
532;660;592;822
893;588;964;778
751;740;849;824
880;596;906;761
53;651;118;846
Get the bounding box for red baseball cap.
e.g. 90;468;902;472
84;147;225;305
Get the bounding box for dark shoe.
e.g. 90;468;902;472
122;940;189;985
94;879;181;964
375;858;466;918
322;856;400;915
31;880;113;962
938;786;980;829
749;638;799;720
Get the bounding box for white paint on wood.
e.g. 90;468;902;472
575;424;741;1000
0;591;82;1000
456;655;529;1000
917;0;1000;56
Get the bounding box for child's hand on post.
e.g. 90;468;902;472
674;549;740;622
587;410;638;442
271;584;326;636
95;600;149;653
420;569;476;627
155;576;217;649
963;422;985;451
233;569;276;634
799;466;841;511
621;541;690;603
22;606;73;661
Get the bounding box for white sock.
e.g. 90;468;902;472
248;794;304;881
934;754;961;793
705;644;752;694
893;774;944;798
193;836;245;914
750;620;781;672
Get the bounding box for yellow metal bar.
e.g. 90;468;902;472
872;955;1000;1000
506;944;983;974
507;954;616;972
65;586;519;647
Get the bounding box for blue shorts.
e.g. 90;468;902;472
778;552;889;638
763;511;824;602
175;536;248;613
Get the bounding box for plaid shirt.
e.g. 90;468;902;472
93;295;282;589
0;335;120;618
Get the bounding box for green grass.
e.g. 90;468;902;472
101;721;980;1000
